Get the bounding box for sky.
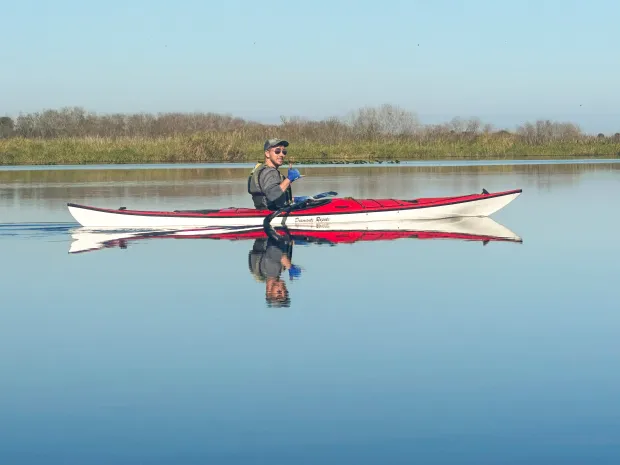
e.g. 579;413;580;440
2;0;619;133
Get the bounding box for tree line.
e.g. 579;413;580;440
1;105;619;144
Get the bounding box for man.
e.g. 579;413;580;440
247;138;304;210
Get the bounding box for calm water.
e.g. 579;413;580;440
1;160;619;465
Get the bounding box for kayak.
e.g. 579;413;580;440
68;217;522;254
67;188;522;229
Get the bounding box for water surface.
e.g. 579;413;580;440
1;160;619;464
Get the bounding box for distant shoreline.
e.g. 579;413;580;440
1;105;619;165
1;136;619;166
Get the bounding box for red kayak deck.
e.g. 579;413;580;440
208;189;522;217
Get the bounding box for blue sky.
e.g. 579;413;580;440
2;0;619;133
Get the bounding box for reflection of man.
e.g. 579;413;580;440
248;237;302;308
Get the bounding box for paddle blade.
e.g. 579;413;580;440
311;191;338;200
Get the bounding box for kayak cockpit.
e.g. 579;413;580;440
173;209;221;214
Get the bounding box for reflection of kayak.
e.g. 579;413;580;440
68;217;523;254
66;188;522;229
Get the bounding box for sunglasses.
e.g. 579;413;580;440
273;149;287;155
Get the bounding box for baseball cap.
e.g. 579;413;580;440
264;138;289;151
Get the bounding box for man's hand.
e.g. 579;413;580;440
287;168;302;183
280;162;303;192
287;161;302;182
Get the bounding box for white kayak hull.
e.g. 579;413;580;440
67;189;522;229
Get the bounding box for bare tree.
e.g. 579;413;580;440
6;105;609;151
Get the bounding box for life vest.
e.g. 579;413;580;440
247;162;293;210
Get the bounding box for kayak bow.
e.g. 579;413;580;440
67;188;522;229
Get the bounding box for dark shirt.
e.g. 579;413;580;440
259;167;288;208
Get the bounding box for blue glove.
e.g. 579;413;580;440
287;168;302;182
288;264;303;280
293;195;310;203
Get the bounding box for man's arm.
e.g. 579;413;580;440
279;178;292;192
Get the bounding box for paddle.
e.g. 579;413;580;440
262;191;338;240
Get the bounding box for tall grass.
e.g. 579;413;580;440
1;105;619;165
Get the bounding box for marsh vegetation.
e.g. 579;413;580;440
1;105;619;165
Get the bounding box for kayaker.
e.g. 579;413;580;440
248;236;302;307
247;138;305;210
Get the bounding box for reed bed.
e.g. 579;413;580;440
1;106;619;165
